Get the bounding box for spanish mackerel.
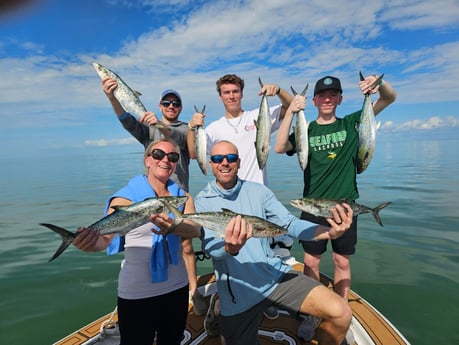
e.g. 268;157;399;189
356;71;384;174
290;84;309;170
290;197;391;226
167;205;287;238
41;196;187;261
92;62;171;137
254;77;272;170
193;105;207;175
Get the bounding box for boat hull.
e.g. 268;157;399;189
54;262;409;345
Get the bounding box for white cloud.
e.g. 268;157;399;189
84;137;136;147
381;116;459;132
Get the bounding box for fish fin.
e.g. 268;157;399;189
40;223;76;261
220;208;237;215
300;83;309;96
371;74;384;89
134;90;142;97
194;105;206;114
371;202;392;226
258;77;264;88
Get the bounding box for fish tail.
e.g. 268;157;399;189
371;202;392;227
40;223;76;261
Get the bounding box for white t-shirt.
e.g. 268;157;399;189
205;105;282;186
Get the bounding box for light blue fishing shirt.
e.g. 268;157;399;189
195;178;318;316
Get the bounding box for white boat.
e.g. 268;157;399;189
54;249;410;345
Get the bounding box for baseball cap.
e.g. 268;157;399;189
160;89;182;102
313;76;342;95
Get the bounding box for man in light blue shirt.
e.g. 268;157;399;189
195;140;354;345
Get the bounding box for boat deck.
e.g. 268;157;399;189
54;262;409;345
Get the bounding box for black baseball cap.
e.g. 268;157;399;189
314;76;342;95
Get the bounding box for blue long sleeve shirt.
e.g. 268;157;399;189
195;178;318;316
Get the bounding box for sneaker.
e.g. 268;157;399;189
297;315;321;341
191;291;207;316
341;328;355;345
263;306;279;320
204;293;219;337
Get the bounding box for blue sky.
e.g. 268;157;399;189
1;0;458;156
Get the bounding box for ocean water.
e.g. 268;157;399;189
1;138;458;345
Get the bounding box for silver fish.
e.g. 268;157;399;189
92;62;171;135
41;196;187;261
254;77;272;170
193;105;207;175
167;205;287;238
356;71;384;174
290;84;309;170
290;198;391;226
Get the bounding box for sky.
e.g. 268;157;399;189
1;0;458;156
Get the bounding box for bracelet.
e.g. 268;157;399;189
275;85;281;95
188;123;196;130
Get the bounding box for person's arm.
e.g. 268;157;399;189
102;77;125;115
359;75;397;116
274;94;305;153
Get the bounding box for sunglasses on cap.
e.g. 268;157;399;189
149;149;180;163
210;154;239;163
160;100;182;108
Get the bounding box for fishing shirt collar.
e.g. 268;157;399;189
209;178;242;201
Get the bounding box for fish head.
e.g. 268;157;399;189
92;62;108;79
290;199;302;208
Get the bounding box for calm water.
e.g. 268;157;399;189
1;138;458;345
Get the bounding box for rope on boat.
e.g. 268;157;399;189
99;306;118;337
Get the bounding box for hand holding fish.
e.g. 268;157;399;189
258;83;281;97
287;94;306;114
102;77;118;98
224;215;253;255
140;112;161;127
312;203;353;241
358;74;383;95
73;227;102;252
326;203;353;239
150;212;176;235
188;110;205;129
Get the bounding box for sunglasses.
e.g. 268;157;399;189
210;154;239;164
160;100;182;108
149;149;180;163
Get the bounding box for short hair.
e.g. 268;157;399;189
216;74;244;95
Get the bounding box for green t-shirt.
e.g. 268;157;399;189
288;111;360;200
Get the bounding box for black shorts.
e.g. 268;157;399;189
299;211;358;256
